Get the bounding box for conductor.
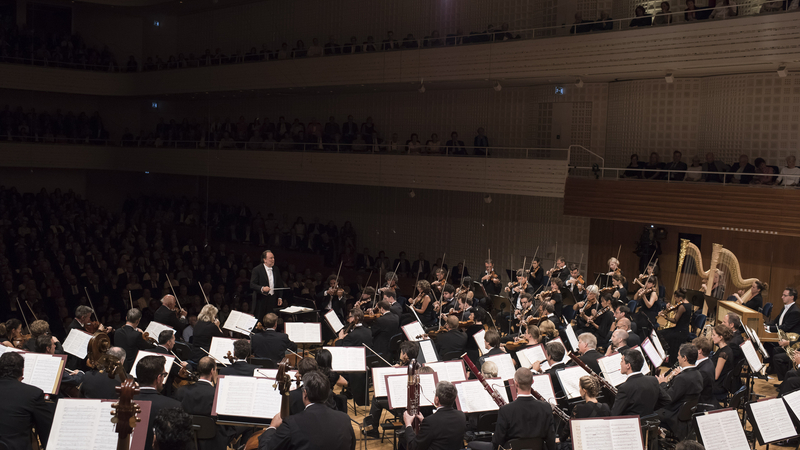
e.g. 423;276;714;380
251;250;287;321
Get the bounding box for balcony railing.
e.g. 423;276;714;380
569;165;797;187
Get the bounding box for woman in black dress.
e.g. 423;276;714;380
658;289;693;365
734;281;767;311
573;376;611;418
635;276;660;332
190;304;224;361
711;324;735;397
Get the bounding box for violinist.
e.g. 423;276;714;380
316;274;347;325
538;316;560;342
410;280;436;326
152;330;186;397
219;340;259;376
546;256;569;282
352;286;376;311
378;271;405;303
154;294;188;335
336;308;373;347
189;304;225;362
174;356;233;450
478;330;504;366
528;257;544;290
506;269;534;309
634;276;660;331
657;289;693;365
606;257;623;276
512;293;534;331
546;278;565;320
0;352;54;450
113;308;156;372
253;313;298;361
611;273;627;301
434;284;457;321
381;289;403;317
480;259;503;297
435;316;468;358
25;320;62;353
583;294;615;341
371;300;400;357
431;268;448;296
70;305;108;333
456;276;475;303
572;285;599;332
80;346;126;399
1;318;23;348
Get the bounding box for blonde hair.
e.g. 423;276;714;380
198;304;218;322
586;285;599;296
481;361;498;378
607;257;619;267
579;375;601;397
539;320;558;338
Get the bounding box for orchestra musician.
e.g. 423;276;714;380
434;284;456;321
732;280;767;311
634;276;660;333
611;350;671;416
250;250;286;320
571;333;604;374
80;346;127;399
257;371;356;450
573;376;611;418
565;264;587;304
174;356;233;450
692;336;715;406
336;308;373;347
253;313;298;362
133;355;184;450
403;381;466;450
655;344;704;437
189;304;225;362
0;352;53;450
371;300;400;357
352;286;376;311
605;329;631;356
610;273;627;301
70;304;108;333
765;288;800;378
478;330;504;367
468;368;557;450
700;268;725;299
480;259;503;297
219;339;259;376
289;357;335;414
431;268;448;297
380;289;403;317
378;271;405;304
364;341;420;437
572;285;599;333
527;257;544;290
35;333;83;393
435;315;468;358
0;318;22;347
317;274;347;323
24;320;62;353
154;294;188;335
410;280;436;327
710;324;735;400
114;308;156;372
546;257;569;283
658;289;693;365
606;257;622;276
506;269;535;310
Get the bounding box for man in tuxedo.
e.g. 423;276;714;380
547;258;569;283
114;308;157;372
403;380;466;450
469;368;556;450
153;294;188;336
252;313;297;363
81;347;126;399
0;352;53;450
768;288;800;378
532;341;568;399
219;339;259;376
316;275;347;323
611;350;671;416
478;330;504;366
258;370;355;450
570;333;603;374
337;308;373;347
250;250;286;320
656;344;703;434
606;329;631;355
134;355;184;450
720;312;745;363
480;259;503;297
371;301;400;356
435;316;468;359
616;318;641;347
383;290;403;317
692;336;715;406
174;357;232;450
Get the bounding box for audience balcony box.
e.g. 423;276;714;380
564;177;800;237
0;143;568;198
0;13;797;96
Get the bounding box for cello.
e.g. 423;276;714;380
245;358;292;450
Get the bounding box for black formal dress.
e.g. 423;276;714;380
711;346;734;396
658;301;692;365
404;405;466;450
492;396;556;450
372;312;400;356
572;401;611;418
80;369;122;399
251;328;298;363
175;380;231;450
192;320;225;354
250;264;286;320
656;367;703;433
258;402;355;450
435;329;468;359
611;373;671;416
0;378;53;450
114;324;156;372
220;360;259;377
134;387;183;450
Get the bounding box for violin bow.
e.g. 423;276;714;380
16;298;31;334
129;291;134;310
616;244;622;261
83;287;102;324
198;281;210;305
166;274;184;312
529;246;540;271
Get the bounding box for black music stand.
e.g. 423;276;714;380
560;287;577;306
594;273;613;289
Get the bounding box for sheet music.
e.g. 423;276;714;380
62;329;92;359
215;375;282;419
130;350;175;379
323;346;366;372
454;379;509;413
402;322;427;342
280;306;314;314
485;353;516;381
564;325;579;352
385;373;437;409
746;325;769;358
633;346;650;375
695;409;753;450
650;330;666;359
472;329;486;356
144;321;174;341
209;337;238;365
371;367;408;397
571;417;644;450
556;366;587;399
740;340;763;374
598;353;628;387
783;390;800;422
0;345;23;355
517;344;550;371
22;353;64;394
255;368;298;379
749;397;797;444
640;338;663;368
531;373;558;405
285;323;321;344
425;361;467;383
48;400;132;450
324;310;345;333
419;339;438;362
222;310;258;334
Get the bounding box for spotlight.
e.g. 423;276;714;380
575;78;584;88
778;66;789;78
665;73;674;83
493;81;502;92
484;194;492;204
408;189;416;198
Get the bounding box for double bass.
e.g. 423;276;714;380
245;358;292;450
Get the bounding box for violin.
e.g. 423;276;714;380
12;333;32;349
599;286;615;295
225;350;236;365
173;363;199;389
504;339;530;352
536;290;553;301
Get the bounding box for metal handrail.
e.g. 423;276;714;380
569;165;798;187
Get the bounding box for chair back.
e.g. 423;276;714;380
191;415;217;439
677;396;700;422
442;351;463;361
728;386;748;415
249;357;277;369
691;313;707;332
172;341;192;361
628;300;638;312
761;302;773;319
475;412;498;432
507;437;544;450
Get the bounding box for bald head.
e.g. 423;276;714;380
446;315;459;330
617;317;631;331
612;329;628;347
161;295;176;308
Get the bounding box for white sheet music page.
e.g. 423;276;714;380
425;361;467;383
323;346;366;372
223;310;258;334
740;339;763;374
285;322;322;343
531;373;557;405
371;366;408;397
130;350;174;379
385;373;437;409
632;346;650;375
517;344;550;371
556;366;586;399
564;326;579;352
454;379;509;413
749;397;797;444
695;409;752;450
783;390;800;421
746;325;769;358
472;329;486;356
215;376;282;419
640;338;664;368
144;321;174;340
649;330;666;359
402;322;427;342
22;353;64;394
49;399;102;450
485;353;516;381
62;329;92;359
571;417;643;450
598;353;627;387
209;337;237;365
324;310;345;333
419;339;438;362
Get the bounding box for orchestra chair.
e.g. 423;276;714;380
190;415;217;449
562;307;576;325
687;313;707;341
249;357;277;369
760;302;773;320
727;386;748;423
388;333;406;361
628;300;638;312
506;437;544;450
442;351;463;361
173;341;192;361
472;412;499;442
640;413;662;450
719;359;747;406
663;397;700;443
380;410;404;450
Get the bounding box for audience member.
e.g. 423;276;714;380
629;6;653;27
776;155;800;186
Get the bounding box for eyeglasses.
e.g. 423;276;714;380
160;372;168;377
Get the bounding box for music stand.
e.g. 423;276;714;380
594;273;613;289
560;287;576;306
472;281;488;299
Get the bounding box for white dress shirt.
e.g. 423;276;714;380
264;264;274;294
